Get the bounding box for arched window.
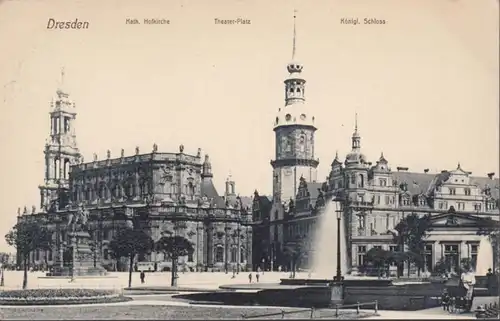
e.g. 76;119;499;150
187;182;195;197
85;187;90;201
215;246;224;263
240;247;246;263
125;182;134;197
112;183;121;198
98;183;106;199
359;174;364;188
73;186;79;202
231;247;237;263
139;181;146;196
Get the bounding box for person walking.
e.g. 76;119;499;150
140;270;146;284
256;271;260;283
248;273;252;283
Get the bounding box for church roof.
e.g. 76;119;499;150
200;179;225;208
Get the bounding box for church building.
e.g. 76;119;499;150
16;71;254;273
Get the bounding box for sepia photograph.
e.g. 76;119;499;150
0;0;498;319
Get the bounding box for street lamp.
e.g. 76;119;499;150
328;198;345;307
334;200;343;282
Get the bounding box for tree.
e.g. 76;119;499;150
391;213;433;277
108;228;154;288
434;258;451;275
5;220;52;289
155;235;194;286
364;248;391;276
283;235;308;279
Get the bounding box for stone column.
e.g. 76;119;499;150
433;241;442;267
196;224;203;270
460;241;469;262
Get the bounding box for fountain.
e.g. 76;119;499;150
311;200;348;278
217;197;442;310
475;237;494;276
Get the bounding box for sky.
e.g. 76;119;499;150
0;0;498;252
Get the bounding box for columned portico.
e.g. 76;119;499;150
426;211;498;273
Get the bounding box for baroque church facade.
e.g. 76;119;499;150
17;75;253;272
251;18;500;274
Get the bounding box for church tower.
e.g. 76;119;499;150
271;11;318;204
39;69;81;212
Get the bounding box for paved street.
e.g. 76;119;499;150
0;271;487;319
0;270;292;291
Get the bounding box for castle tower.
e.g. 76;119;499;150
271;11;318;203
38;68;81;211
344;114;369;200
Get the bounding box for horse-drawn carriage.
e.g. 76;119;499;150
441;276;475;313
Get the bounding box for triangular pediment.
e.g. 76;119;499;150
430;211;497;228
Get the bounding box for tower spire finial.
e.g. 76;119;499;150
355;112;358;132
60;67;65;86
292;9;297;60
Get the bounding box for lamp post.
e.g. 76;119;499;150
335;200;343;281
330;198;344;307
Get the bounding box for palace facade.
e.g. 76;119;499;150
16;83;253;272
251;18;500;274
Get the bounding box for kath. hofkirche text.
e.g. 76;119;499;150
125;18;170;24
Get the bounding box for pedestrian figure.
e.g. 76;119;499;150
248;273;252;283
140;270;145;284
256;272;260;283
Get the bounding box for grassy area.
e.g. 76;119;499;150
0;304;378;320
0;289;131;306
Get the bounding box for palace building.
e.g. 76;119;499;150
251;16;500;274
16;76;253;272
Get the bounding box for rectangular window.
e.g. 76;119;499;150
389;246;398;252
380;179;387;187
357;246;366;267
358;215;365;229
465;188;471;196
385;195;390;205
449;188;456;195
376;195;380;204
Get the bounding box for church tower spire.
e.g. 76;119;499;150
271;11;318;203
284;10;305;107
39;68;81;212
